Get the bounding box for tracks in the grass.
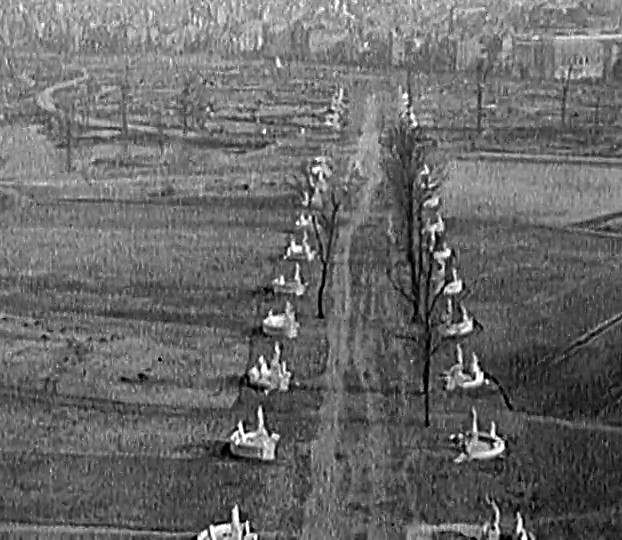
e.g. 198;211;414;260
0;522;196;539
0;521;291;540
405;504;622;539
546;309;622;367
35;66;327;146
301;94;382;540
4;379;622;437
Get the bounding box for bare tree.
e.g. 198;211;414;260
476;55;493;135
560;65;573;128
311;186;346;320
85;76;98;129
65;102;75;173
591;91;601;144
382;118;437;324
382;103;488;427
120;57;131;157
154;107;165;157
293;156;350;319
177;76;193;136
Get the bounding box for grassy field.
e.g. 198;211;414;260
445;160;622;225
2;52;622;537
410;72;622;157
343;162;622;537
0;190;331;534
441;160;622;423
0;57;375;535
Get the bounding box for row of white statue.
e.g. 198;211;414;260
202;122;351;538
257;88;347;392
398;92;535;538
196;495;536;540
197;89;531;540
229;152;341;473
479;497;537;540
199;149;341;540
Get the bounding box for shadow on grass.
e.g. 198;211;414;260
55;193;297;210
118;374;243;393
93;308;252;335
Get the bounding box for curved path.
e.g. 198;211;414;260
35;69;90;113
457;150;622;168
34;67;325;145
36;70;218;141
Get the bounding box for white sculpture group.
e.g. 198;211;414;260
398;89;526;532
265;153;335;342
284;230;316;262
247;342;292;394
325;86;347;130
208;100;347;537
441;344;488;391
450;407;506;463
398;85;419;130
271;262;306;296
197;504;258;540
229;405;280;462
480;498;537;540
415;158;475;340
262;300;299;339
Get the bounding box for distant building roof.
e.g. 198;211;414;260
528;2;590;29
452;6;488;37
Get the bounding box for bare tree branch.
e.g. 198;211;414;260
386;265;416;303
312;215;327;266
481;367;514;411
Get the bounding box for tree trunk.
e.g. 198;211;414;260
561;67;572;128
65;106;73;173
406;183;421;323
414;204;424;322
423;330;432;427
121;85;128;140
593;96;600;140
476;82;483;134
65;120;72;172
317;260;329;319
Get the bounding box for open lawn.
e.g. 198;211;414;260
410;72;622;158
0;192;333;405
0;56;372;535
0;188;331;532
445;160;622;226
347;158;622;536
2;54;622;538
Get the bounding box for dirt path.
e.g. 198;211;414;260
300;94;382;540
339;267;392;536
37;70;218;140
35;67;317;145
35;69;90;113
